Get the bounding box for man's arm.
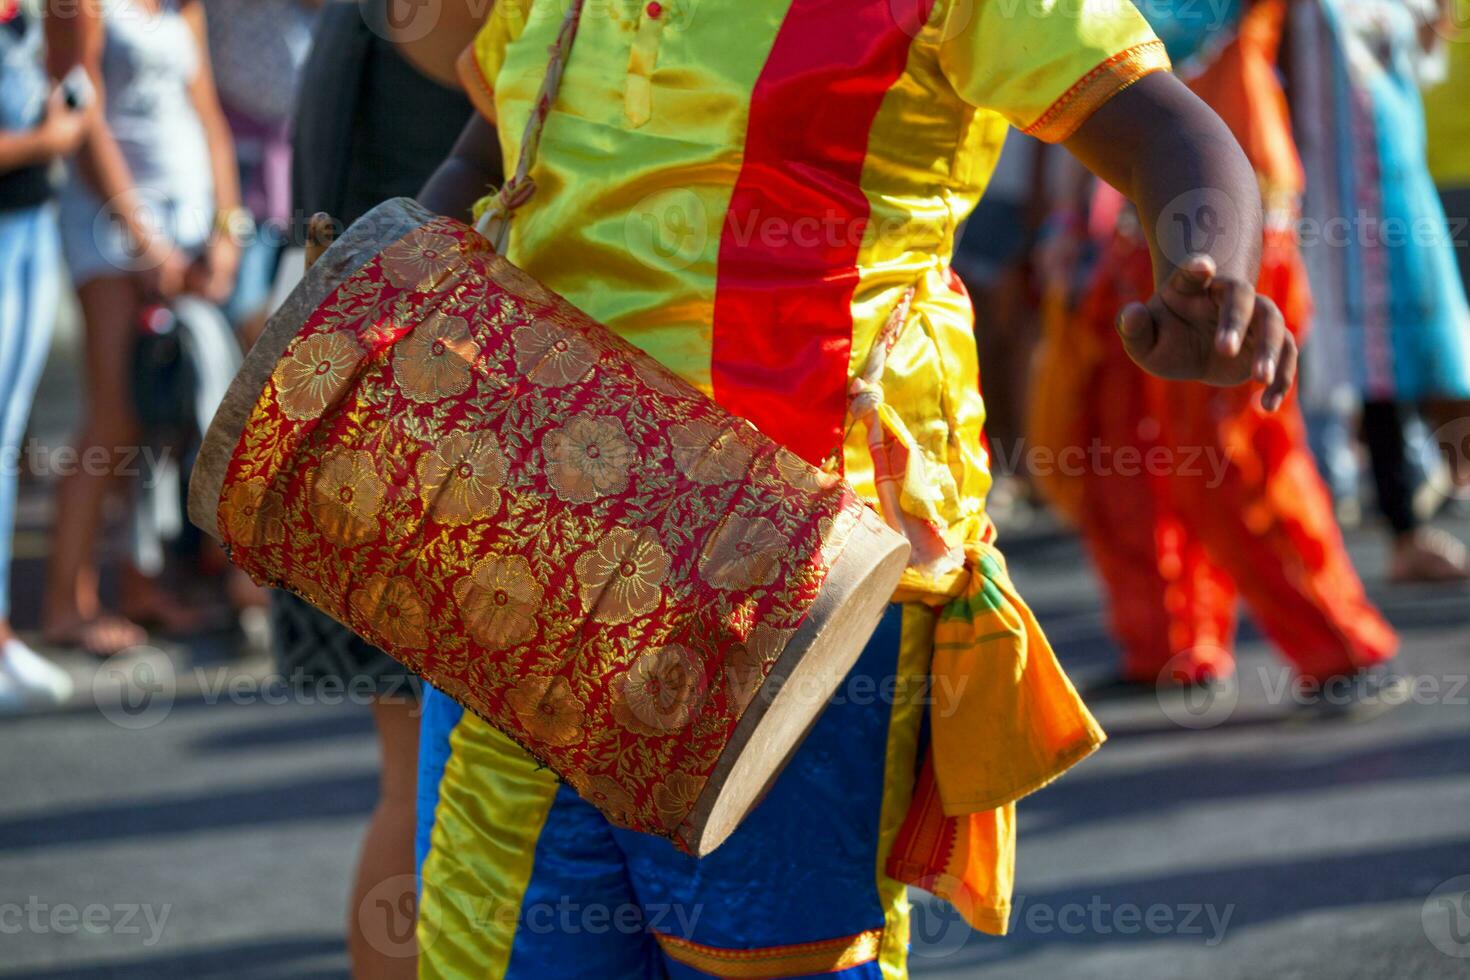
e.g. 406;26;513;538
1064;71;1296;410
418;114;504;225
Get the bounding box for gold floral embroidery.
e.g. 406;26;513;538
513;319;596;387
653;770;704;831
574;528;670;624
272;332;363;421
725;624;793;711
455;555;543;650
544;414;636;503
394;311;480;403
309;450;386;546
417;430;508;525
569;772;636;824
699;513;785;590
669;421;753;484
222;480;286;546
219;217;865;845
818;505;864;566
508;674;585;746
613;644;706;733
775;446;840;491
381;229;462;289
350;574;430;649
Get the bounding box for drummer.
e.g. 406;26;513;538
413;0;1295;974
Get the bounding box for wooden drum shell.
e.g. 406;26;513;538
190;198;909;855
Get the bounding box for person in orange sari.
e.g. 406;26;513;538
1038;0;1400;703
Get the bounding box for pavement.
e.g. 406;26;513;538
3;317;1469;979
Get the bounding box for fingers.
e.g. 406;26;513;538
1258;303;1297;412
1165;253;1216;298
1115;300;1159;366
1243;295;1294;410
1209;276;1256;358
305;213;337;270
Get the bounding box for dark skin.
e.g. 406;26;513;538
419;70;1296;410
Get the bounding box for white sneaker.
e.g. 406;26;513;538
0;639;74;708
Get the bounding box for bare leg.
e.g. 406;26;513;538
41;275;148;655
348;695;422;980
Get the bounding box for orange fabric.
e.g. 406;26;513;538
653;928;883;976
1025;283;1102;527
885;516;1106;935
887;760;1015;936
1071;232;1397;683
1022;40;1171;143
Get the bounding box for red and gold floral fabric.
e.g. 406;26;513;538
217;218;868;842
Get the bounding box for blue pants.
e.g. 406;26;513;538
415;604;932;978
0;205;59;620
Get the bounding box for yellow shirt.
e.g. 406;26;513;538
461;0;1167;562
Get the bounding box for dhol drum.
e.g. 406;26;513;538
189;198;909;856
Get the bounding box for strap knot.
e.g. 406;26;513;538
499;176;538;211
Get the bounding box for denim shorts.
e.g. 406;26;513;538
57;182;210;287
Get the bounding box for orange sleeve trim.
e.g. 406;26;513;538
1022;40;1172;143
652;928;882;977
456;44;499;125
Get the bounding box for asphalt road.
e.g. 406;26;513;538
2;495;1467;979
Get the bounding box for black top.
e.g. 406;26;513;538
0;14;56;213
288;2;473;236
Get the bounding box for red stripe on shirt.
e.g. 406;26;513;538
711;0;933;466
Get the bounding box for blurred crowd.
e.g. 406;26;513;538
0;0;1467;976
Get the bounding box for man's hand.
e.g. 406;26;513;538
1063;73;1298;411
1116;253;1296;411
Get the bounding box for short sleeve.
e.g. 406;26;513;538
937;0;1171;142
455;1;531;124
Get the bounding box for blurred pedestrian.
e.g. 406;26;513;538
43;0;242;655
0;0;85;710
277;2;481;976
1422;0;1470;498
203;0;317;339
1036;0;1401;701
1290;0;1470;581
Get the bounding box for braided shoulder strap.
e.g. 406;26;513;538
475;0;589;253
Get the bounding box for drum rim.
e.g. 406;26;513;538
677;513;910;856
187;197;436;541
